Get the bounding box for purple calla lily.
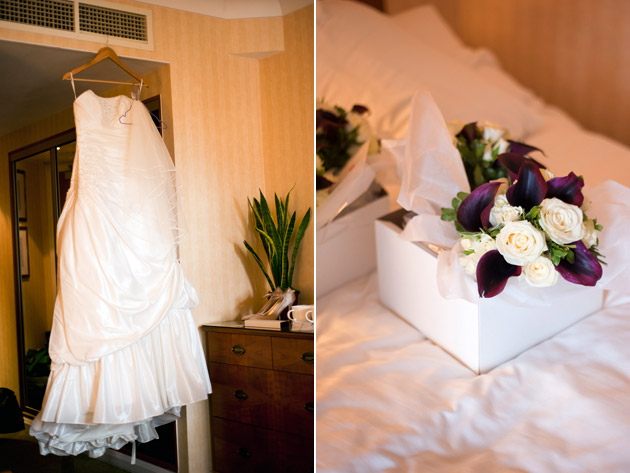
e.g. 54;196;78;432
351;104;369;115
476;250;522;297
546;172;585;207
498;153;546;181
555;241;603;286
457;122;478;144
506;161;548;211
507;140;546;157
456;181;502;232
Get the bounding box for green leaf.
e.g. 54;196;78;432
441;207;455;221
457;192;470;201
249;198;271;260
244;240;275;290
280;212;296;290
288;207;311;289
462;249;475;255
259;191;282;286
525;205;541;221
275;193;284;236
473;165;485;188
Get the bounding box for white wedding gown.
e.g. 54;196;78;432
29;90;212;458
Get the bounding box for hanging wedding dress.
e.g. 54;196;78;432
29;88;212;458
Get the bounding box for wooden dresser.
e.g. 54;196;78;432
203;323;314;473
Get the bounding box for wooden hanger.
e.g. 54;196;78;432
62;46;149;88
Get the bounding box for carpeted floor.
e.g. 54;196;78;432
0;429;131;473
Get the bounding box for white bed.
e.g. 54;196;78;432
316;2;630;472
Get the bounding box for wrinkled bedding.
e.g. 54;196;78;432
316;274;630;473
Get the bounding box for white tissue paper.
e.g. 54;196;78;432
396;92;470;248
316;142;375;230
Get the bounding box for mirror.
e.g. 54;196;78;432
10;135;75;414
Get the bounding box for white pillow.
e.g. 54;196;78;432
392;4;542;107
391;5;472;63
317;1;545;140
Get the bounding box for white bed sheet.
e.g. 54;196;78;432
316;273;630;473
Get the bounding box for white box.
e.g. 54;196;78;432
317;194;390;298
375;210;604;374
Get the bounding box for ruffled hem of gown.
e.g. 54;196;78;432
29;306;212;457
30;408;178;458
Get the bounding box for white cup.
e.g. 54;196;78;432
288;305;314;324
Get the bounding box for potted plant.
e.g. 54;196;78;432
243;189;311;319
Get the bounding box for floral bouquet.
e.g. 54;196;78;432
441;153;605;298
452;121;546;190
316;100;380;229
316;102;376;188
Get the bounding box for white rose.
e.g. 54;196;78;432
582;219;598;248
496;221;547;266
539;198;585;245
489;194;523;227
494;138;509;155
482;124;506;143
482;137;509;162
523;256;558;287
459;234;497;280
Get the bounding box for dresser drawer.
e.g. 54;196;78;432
207;332;273;369
273;369;314;436
210;362;313;435
272;338;314;374
212;418;313;473
209;362;274;429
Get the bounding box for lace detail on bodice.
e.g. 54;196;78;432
99;95;130;126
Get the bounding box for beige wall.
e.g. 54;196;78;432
384;0;630;147
0;3;313;472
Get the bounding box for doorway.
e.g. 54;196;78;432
2;40;175;472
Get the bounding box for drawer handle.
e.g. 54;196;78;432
231;344;246;356
305;401;314;414
234;389;248;401
301;352;314;364
237;447;251;459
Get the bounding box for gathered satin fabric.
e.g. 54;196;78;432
30;90;212;457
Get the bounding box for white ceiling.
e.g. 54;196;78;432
137;0;313;19
0;41;166;136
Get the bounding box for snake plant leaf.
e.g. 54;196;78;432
283;192;291;236
255;228;276;258
259;191;282;284
280;212;297;290
244;239;275;290
275;193;284;237
249;198;270;259
289;207;311;288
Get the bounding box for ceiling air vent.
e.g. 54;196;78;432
78;2;146;42
0;0;74;31
0;0;153;50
